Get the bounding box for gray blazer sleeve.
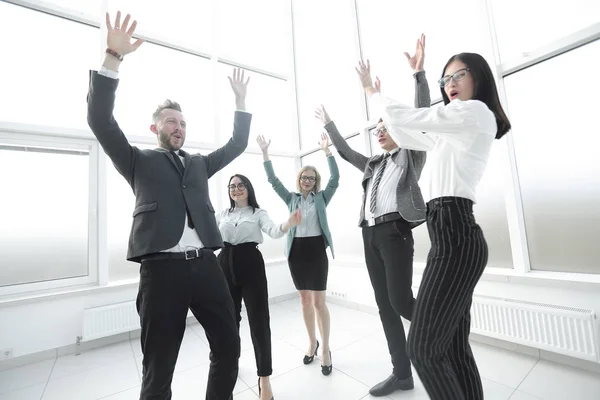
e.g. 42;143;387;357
204;111;252;178
411;70;431;178
414;70;431;108
324;121;369;172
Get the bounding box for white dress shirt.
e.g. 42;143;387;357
295;193;322;238
370;93;497;203
216;206;285;245
364;147;402;220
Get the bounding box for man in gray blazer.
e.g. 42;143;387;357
87;12;251;400
315;52;430;397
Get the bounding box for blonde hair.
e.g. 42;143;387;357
296;165;321;192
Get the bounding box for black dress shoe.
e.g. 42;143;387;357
369;374;414;396
303;340;319;365
321;350;332;376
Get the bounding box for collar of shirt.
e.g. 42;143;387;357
384;147;400;156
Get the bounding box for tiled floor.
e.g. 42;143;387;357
2;299;600;399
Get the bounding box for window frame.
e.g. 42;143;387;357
0;129;100;296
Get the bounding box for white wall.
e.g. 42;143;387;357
0;262;295;359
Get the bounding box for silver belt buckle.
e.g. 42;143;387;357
185;249;199;260
367;218;376;227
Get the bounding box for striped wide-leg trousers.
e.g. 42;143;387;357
406;197;489;400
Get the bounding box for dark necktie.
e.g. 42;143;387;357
369;152;390;214
170;151;194;229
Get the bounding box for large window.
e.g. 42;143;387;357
0;2;99;131
215;153;298;261
113;44;214;143
0;141;92;289
216;0;292;75
28;0;102;19
216;63;296;153
504;40;600;274
356;0;494;103
301;135;367;260
108;0;213;53
490;0;600;63
293;0;365;148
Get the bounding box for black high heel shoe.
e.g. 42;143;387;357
321;350;332;376
303;340;319;364
258;377;274;400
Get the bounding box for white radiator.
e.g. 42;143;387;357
83;301;140;341
471;296;599;362
82;301;195;341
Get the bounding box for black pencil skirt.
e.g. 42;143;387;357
287;235;329;291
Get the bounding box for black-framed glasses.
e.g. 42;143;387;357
438;68;471;87
300;176;316;183
372;126;388;137
228;183;247;191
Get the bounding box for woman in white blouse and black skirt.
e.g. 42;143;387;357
217;174;302;400
356;49;511;400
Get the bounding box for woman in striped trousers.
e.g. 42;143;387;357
356;44;511;399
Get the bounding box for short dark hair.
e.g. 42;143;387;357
152;100;182;123
228;174;260;213
441;53;511;139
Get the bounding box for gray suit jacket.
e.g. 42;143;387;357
325;71;431;229
87;71;252;262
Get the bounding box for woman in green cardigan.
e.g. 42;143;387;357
257;133;339;376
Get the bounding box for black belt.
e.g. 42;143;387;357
141;248;211;262
361;212;404;228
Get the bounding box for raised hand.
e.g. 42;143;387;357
355;59;374;90
374;76;381;93
229;67;250;101
314;105;332;126
318;132;331;153
105;11;144;56
404;34;426;72
256;135;271;154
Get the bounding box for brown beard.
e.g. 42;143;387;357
158;129;183;151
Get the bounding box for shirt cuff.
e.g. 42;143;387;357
99;66;119;80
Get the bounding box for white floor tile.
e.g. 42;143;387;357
42;358;139;400
267;362;372;400
171;364;248;399
482;378;515;400
517;359;600;400
4;304;600;400
51;341;133;380
99;386;140;400
0;359;54;395
234;388;259;399
509;390;543;400
0;382;46;400
330;336;397;387
471;341;539;388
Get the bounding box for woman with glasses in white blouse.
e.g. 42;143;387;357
356;49;511;400
216;174;302;400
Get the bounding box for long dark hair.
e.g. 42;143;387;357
228;174;260;213
441;53;511;139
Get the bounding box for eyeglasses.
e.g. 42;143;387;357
438;68;471;88
228;183;247;191
300;176;316;183
372;126;388;137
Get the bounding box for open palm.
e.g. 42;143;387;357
404;34;426;72
105;11;144;55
